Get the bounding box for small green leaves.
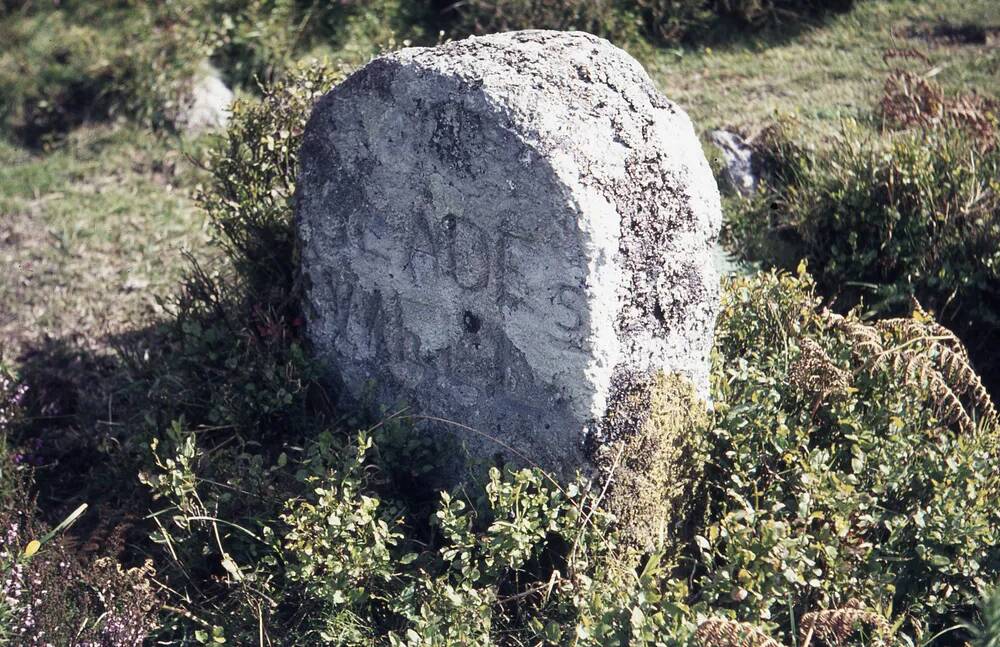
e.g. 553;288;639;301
195;626;226;644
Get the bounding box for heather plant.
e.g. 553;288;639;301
1;395;158;645
0;515;160;647
0;364;25;439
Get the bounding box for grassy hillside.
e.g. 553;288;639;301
652;0;999;136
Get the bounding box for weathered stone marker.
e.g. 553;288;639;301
296;30;721;475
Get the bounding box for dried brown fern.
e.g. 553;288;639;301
881;69;945;130
937;344;998;428
789;338;851;414
822;310;881;363
798;607;886;646
882;48;931;65
823;307;998;433
694;618;782;647
879;49;998;148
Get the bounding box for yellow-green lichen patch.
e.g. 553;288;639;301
594;372;710;553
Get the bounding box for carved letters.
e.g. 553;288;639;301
326;208;587;374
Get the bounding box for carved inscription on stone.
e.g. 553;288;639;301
322;205;588;398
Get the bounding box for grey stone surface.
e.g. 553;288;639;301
177;61;233;135
709;129;757;196
296;30;721;474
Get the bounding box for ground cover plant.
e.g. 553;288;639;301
2;0;999;644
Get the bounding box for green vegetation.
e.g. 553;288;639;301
707;268;998;640
436;0;855;46
726;58;1000;392
2;0;999;645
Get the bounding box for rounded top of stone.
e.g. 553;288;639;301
364;30;680;161
388;29;649;87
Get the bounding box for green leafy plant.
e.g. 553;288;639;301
143;418;700;645
700;267;1000;643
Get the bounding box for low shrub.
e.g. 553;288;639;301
436;0;855;43
279;431;692;645
729;117;1000;395
197;60;346;298
711;0;854;27
701;267;1000;643
1;364;160;646
123;61;346;441
139;267;1000;645
143;422;699;645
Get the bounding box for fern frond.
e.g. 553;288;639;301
694;618;782;647
798;607;886;645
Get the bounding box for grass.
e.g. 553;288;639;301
650;0;999;138
0;127;214;359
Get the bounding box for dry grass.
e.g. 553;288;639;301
0;126;214;360
649;0;998;140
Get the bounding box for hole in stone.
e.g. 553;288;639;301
463;310;481;334
652;299;667;325
441;214;457;232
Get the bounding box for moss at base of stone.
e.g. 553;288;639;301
594;372;710;553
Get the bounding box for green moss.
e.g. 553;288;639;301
595;372;710;553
